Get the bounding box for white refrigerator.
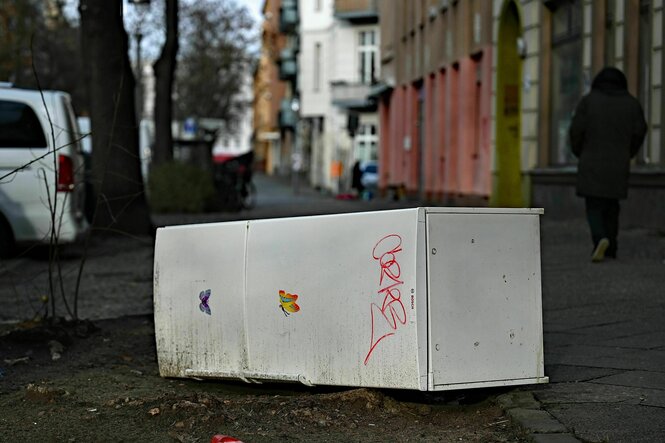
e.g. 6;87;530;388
154;208;548;391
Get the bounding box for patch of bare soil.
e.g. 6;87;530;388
0;316;528;442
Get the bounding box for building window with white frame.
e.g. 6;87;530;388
355;123;378;162
358;30;378;85
636;0;655;165
549;0;583;165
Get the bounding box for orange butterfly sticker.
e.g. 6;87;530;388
279;290;300;316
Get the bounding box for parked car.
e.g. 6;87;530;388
360;160;378;189
0;84;88;257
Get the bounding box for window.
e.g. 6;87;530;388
358;30;378;85
0;100;47;148
355;123;378;162
549;0;583;165
314;42;322;92
636;0;652;164
604;0;616;65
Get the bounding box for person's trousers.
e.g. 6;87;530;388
585;196;620;257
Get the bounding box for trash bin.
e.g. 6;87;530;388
154;208;548;391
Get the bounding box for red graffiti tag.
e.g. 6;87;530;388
364;234;407;365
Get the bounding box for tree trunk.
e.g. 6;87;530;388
79;0;152;236
152;0;179;166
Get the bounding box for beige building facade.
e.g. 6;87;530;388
529;0;664;227
376;0;664;226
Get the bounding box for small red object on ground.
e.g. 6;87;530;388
211;435;244;443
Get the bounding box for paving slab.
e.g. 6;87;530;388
535;381;664;406
545;403;665;443
544;331;591;347
587;348;665;372
544;302;647;329
599;330;665;349
544;364;622;383
564;320;659;339
591;370;665;391
639;392;665;408
545;343;628;360
570;315;665;334
543;346;665;372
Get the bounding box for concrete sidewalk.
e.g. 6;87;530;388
513;216;665;442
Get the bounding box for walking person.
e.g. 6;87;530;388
351;160;364;198
569;67;647;262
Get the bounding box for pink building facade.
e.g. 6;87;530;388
377;1;493;204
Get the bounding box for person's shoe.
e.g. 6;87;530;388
592;238;610;262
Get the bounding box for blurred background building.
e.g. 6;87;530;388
253;0;289;175
253;0;663;227
299;0;379;193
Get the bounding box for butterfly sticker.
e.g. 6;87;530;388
279;290;300;317
199;289;211;315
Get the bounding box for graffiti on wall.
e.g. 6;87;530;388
364;234;407;365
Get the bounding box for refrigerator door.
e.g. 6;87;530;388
244;209;426;389
154;221;249;379
426;209;547;390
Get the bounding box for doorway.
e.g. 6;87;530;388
494;0;523;207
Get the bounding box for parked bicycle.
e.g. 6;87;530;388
213;151;256;211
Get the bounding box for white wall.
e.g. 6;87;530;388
300;30;332;117
299;0;333;117
331;23;380;84
299;0;333;31
330;22;356;83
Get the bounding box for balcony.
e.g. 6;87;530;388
279;60;297;81
279;98;297;130
278;48;297;81
330;81;375;110
334;0;378;23
279;0;298;33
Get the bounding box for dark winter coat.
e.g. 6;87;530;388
569;67;647;199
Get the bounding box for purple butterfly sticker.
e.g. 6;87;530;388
199;289;211;315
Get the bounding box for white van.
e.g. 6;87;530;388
0;84;88;257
